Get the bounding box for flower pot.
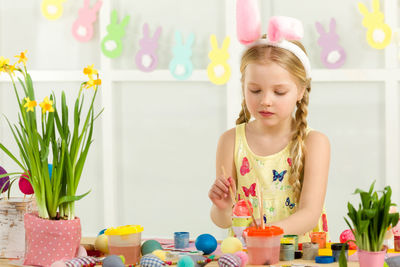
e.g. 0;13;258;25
0;197;36;258
24;212;81;267
357;249;386;267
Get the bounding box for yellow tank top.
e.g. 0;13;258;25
232;123;329;243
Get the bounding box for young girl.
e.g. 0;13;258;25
208;19;330;242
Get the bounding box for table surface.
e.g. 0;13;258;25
1;237;361;267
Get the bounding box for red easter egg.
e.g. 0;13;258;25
19;172;34;195
340;229;357;250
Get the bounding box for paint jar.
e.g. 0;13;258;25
232;200;253;246
105;225;143;265
243;226;283;265
331;243;349;262
394;236;400;252
310;231;326;248
280;243;294;261
174;232;189;249
302;242;319;260
283;234;299;250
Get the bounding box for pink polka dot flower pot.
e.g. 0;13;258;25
24;213;81;267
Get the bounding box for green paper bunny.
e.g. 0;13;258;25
101;10;130;58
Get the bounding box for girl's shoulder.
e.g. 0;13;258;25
217;126;236;149
304;130;330;153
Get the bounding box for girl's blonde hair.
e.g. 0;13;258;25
236;37;311;203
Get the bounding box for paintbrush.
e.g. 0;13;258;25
221;166;236;205
241;187;258;228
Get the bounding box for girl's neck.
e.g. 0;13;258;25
251;117;295;138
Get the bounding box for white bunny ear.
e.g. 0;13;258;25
315;21;326;35
143;23;150;38
210;34;219;50
152;26;162;41
372;0;381;12
222;36;231;51
186;33;195;48
175;31;183;45
329;18;336;33
357;3;370;16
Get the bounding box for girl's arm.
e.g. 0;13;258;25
272;130;330;234
209;128;237;228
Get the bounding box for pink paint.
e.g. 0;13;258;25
72;0;102;42
108;245;140;265
247;245;280;265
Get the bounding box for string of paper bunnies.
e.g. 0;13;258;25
37;0;400;84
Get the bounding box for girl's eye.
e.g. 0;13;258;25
250;89;261;94
275;91;286;96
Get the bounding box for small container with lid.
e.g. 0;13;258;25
280;243;295;261
331;243;349;262
310;231;326;248
105;225;144;265
243;226;283;265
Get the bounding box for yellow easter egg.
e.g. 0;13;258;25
152;249;167;261
221;237;243;254
95;234;109;253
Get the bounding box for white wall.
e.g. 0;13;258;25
0;0;399;242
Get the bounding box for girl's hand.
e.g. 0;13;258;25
208;176;236;210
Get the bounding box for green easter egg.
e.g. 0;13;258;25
141;240;163;255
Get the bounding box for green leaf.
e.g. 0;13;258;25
57;189;91;206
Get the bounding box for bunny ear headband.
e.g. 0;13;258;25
236;0;311;78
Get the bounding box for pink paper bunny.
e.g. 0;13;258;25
135;23;162;72
72;0;102;42
315;18;347;69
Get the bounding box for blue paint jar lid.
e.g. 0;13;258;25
315;256;334;263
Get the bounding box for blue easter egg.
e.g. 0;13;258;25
98;228;107;236
178;255;194;267
195;234;217;254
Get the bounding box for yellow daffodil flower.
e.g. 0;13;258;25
0;56;10;72
24;97;37;112
39;97;54;114
15;50;28;66
5;64;17;76
83;64;98;80
84;78;101;90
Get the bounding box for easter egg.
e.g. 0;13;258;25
98;228;107;236
94;234;109;253
195;234;217;254
0;166;10;193
141;239;163;255
141;255;164;267
103;255;124;267
152;249;167;261
221;237;243;254
19;172;34;195
178;255;194;267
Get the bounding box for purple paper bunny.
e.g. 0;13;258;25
315;18;347;69
71;0;102;42
135;23;162;72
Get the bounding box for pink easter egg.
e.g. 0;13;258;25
19;172;34;195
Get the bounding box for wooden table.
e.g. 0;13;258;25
1;237;361;266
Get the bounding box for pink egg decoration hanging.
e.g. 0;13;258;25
0;165;10;193
19;172;34;195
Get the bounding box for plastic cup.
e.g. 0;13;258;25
310;231;326;248
174;232;189;249
331;243;349;262
232;215;252;245
244;226;283;265
105;225;144;265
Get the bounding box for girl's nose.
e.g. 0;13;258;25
260;92;272;107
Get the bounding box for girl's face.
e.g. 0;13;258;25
244;62;305;127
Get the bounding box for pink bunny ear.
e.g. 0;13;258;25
236;0;261;45
268;16;304;43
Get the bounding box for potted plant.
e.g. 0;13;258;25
343;181;399;267
0;52;102;266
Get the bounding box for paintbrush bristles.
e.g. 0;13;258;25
221;166;236;205
241;188;258;228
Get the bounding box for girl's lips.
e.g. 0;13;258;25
259;111;274;117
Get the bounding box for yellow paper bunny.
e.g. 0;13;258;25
41;0;67;20
358;0;392;49
207;35;231;85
